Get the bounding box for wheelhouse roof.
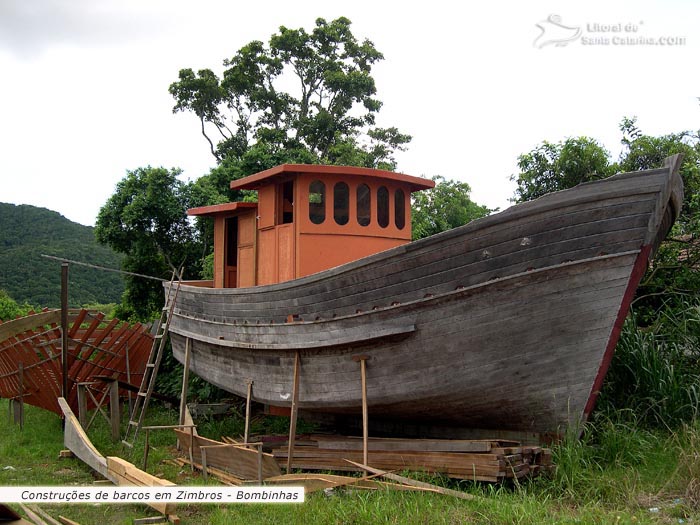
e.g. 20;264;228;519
229;164;435;192
187;201;257;217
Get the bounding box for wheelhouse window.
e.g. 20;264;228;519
395;189;406;230
377;186;389;228
334;182;349;225
357;183;371;226
309;180;325;224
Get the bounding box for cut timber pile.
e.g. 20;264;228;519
268;435;553;482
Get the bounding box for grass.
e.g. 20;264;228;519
2;402;700;524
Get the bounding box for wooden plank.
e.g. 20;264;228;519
57;517;81;525
345;460;477;500
0;311;61;342
17;504;49;525
311;435;496;452
107;457;175;487
57;397;108;477
26;506;62;525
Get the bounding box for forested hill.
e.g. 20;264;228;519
0;203;124;308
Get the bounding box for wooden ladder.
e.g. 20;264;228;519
122;270;182;448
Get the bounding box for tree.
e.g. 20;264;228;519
512;137;615;203
411;176;493;240
0;289;30;321
169;16;411;182
95;166;201;320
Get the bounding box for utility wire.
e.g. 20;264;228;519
40;254;167;282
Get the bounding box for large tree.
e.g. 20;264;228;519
95;166;201;320
169;16;411;191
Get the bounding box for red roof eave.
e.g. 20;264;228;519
229;164;435;193
187;201;257;217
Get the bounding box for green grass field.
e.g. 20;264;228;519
1;402;699;524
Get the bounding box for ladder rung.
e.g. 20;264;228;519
138;392;148;397
128;420;139;426
154;334;164;339
121;440;134;448
146;363;156;368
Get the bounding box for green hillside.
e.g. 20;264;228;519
0;203;124;308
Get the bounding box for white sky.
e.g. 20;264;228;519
0;0;697;226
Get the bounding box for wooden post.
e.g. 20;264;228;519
109;379;120;442
352;354;370;468
177;338;191;452
178;338;192;428
61;263;69;401
244;379;253;445
286;351;300;474
14;362;25;429
201;447;209;482
125;343;133;417
143;428;150;470
76;383;88;428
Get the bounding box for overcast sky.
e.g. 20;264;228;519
0;0;697;226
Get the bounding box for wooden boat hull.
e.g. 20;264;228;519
168;158;683;435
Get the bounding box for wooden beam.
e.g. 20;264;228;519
177;338;191;430
109;380;120;442
61;263;68;401
244;379;253;445
344;460;477;500
286;351;300;475
76;384;88;428
352;355;370;468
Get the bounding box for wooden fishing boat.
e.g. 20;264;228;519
168;156;683;437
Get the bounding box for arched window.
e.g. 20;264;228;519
395;189;406;230
309;180;325;224
334;182;349;225
356;184;371;226
377;186;389;228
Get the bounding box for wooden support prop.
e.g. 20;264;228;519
177;338;191;431
352;354;370;468
244;379;253;445
286;351;300;475
61;263;69;402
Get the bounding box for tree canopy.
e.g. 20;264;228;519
411;176;493;240
169;16;411;186
95;166;202;320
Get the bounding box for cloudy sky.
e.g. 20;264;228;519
0;0;697;226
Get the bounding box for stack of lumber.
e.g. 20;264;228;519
267;435;553;483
